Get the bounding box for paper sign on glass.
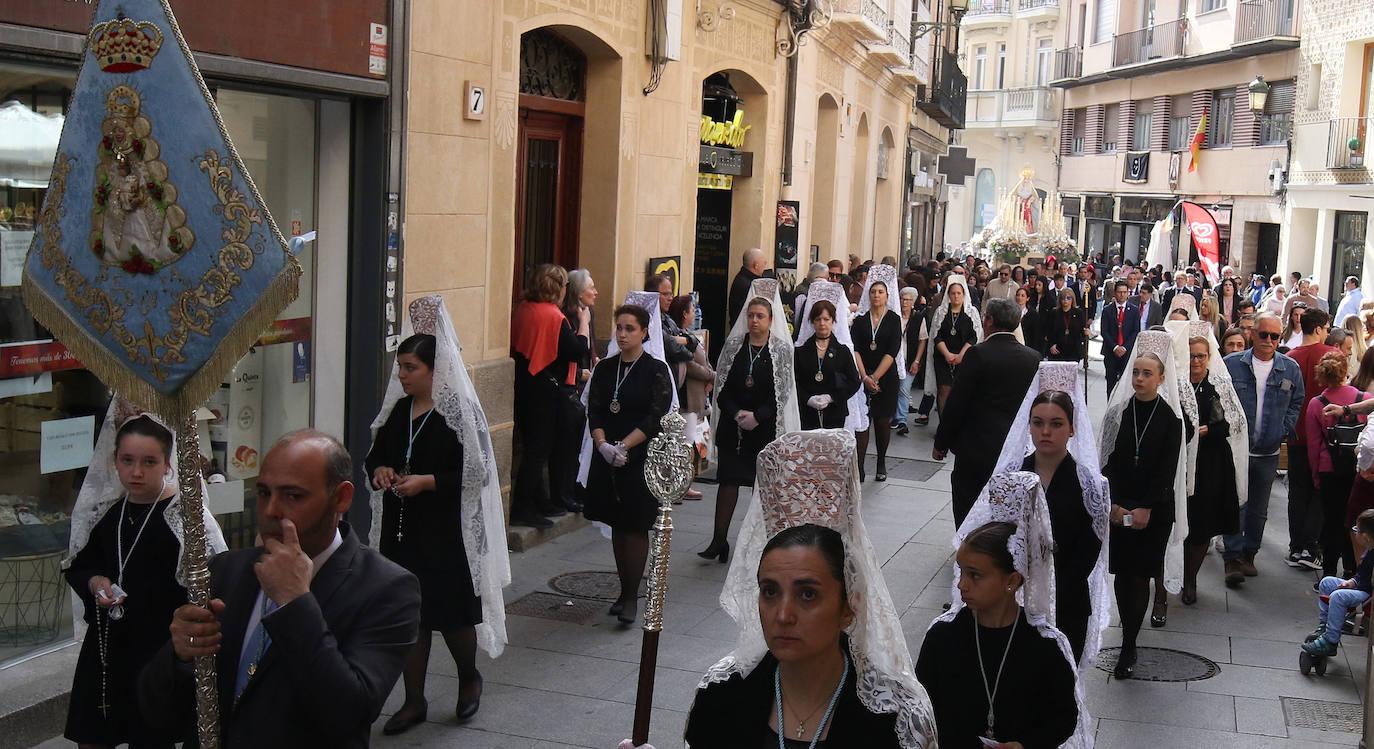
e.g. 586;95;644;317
40;415;96;474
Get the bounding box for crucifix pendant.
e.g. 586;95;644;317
109;604;124;621
796;720;805;738
986;708;995;738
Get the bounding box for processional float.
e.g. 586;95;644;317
22;1;302;745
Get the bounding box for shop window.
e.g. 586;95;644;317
1133;101;1153;151
1209;88;1234;148
1103;103;1120;153
1169;94;1192;151
1330;212;1367;304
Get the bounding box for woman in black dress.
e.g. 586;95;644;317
369;333;486;731
1015;286;1042;354
1045;288;1090;364
1182;334;1242;604
1101;343;1188;679
65;415;189;748
930;276;979;414
919;518;1080;748
852;282;902;482
796;300;860;430
583;304;674;624
701;297;786;561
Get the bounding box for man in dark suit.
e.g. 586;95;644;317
1100;281;1141;398
932;298;1041;526
141;430;421;748
1162;272;1204;312
727;247;767;328
1132;283;1164;329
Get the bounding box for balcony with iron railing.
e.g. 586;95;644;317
916;50;968;129
869;22;911;67
887;25;920;80
1327;118;1374;170
966;86;1057;129
1235;0;1300;46
1017;0;1060;19
964;0;1012;27
1112;18;1186;68
1052;46;1082;82
831;0;889;42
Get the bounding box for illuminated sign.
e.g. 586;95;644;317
700;110;751;148
699;145;754;177
698;173;734;190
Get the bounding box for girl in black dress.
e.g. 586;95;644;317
584;305;674;623
1102;347;1187;679
701;297;785;562
796;300;860;430
368;334;484;731
852;282;902;482
931;277;979;414
1182;335;1242;604
919;518;1080;748
1045;288;1090;363
65;415;189;749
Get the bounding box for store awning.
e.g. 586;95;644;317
0;101;63;188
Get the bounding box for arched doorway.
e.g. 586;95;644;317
848;114;871;258
810;94;840;261
973;168;996;237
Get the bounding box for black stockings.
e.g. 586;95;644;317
612;528;650;605
855;419;892;476
1183;543;1208;593
398;625;480;715
708;484;742;549
1114;574;1151;654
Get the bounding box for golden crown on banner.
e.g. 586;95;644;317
89;17;165;73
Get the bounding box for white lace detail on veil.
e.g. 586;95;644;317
932;471;1095;749
858;264;899;315
1176;320;1250;505
367;296;512;658
706;281;802;463
795;279;868;432
65;398;229;591
923;274;985;396
701;429;936;748
1098;329;1190;593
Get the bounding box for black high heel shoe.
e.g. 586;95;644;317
1113;647;1137;679
455;672;482;723
608;598;625;617
618;596;638;625
875;459;887;482
696;541;729;563
382;699;428;735
1151;598;1168;628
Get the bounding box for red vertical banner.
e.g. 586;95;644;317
1182;201;1221;286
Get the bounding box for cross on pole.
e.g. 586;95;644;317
938;146;977;185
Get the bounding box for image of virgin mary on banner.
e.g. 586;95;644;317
19;2;302;746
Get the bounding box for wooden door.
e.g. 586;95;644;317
514;104;583;301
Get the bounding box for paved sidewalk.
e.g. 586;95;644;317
31;360;1367;748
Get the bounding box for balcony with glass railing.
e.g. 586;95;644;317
966;86;1057;129
1235;0;1300;47
831;0;889;42
964;0;1012;27
1112;19;1186;68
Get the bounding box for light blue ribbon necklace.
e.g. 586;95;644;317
774;652;849;747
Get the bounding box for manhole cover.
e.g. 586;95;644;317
864;456;943;483
1282;697;1362;733
549;571;622;601
506;592;605;624
1095;647;1220;682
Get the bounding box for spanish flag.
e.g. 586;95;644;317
1187;112;1208;174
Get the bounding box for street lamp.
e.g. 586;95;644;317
1248;75;1270;114
912;0;970;40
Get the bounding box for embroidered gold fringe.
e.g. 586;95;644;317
21;263;299;424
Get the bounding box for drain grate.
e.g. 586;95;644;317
505;592;605;624
1281;697;1362;733
1095;647;1220;682
549;571;623;601
864;456;943;483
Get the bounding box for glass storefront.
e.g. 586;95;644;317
0;62;323;667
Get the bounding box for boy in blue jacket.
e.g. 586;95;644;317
1304;508;1374;657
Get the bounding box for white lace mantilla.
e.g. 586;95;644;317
922;274;984;396
795;279;869;431
701;429;936;748
706;280;801;463
368;295;511;658
858;264;899;315
1177;320;1250;505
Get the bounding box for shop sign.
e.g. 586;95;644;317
699;145;753;177
698;173;734;190
254;316;312;347
368;23;388;76
1122;151;1150;184
40;415;95;475
648;257;681;295
1084;195;1115;220
774;201;800;271
0;340;82;378
700;110;751;149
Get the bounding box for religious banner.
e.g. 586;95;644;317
1181;201;1221;285
21;0;302;422
1122;151;1150;184
774;201;800;271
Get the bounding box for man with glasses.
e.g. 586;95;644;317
982;264;1019;315
1222;312;1304;586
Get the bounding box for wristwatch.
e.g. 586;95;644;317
1344;405;1353;418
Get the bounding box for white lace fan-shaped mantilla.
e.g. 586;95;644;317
66;397;229;592
701;429;936;748
576;290;679;487
933;471;1096;749
1099;329;1191;593
983;361;1111;671
1177;320;1249;506
367;295;512;658
858;264;899;315
1167;292;1198;320
923;274;984;396
706;280;801;463
795;279;868;432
